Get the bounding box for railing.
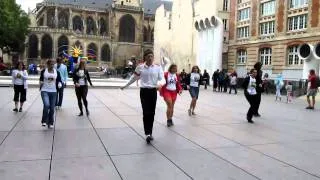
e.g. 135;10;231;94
37;2;108;12
114;4;142;11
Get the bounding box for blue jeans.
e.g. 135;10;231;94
41;91;57;125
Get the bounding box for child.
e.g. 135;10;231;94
285;81;293;103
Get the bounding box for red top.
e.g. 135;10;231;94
309;74;317;89
160;72;182;95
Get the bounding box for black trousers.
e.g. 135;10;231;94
245;93;258;120
56;86;64;107
255;93;261;115
140;88;157;135
75;85;88;113
229;85;237;94
13;85;26;102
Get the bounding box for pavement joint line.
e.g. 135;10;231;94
0;158;50;163
200;126;320;179
0;93;40;147
91;90;195;180
48;99;59;180
84;99;124;180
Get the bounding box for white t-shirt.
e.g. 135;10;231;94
135;63;164;88
190;73;200;87
41;69;57;92
77;70;86;86
166;73;177;91
12;70;25;85
230;76;237;85
247;76;257;95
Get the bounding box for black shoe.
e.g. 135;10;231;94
248;120;254;123
253;113;261;117
86;110;90;116
19;108;22;112
78;112;83;116
13;108;18;112
306;106;313;109
167;119;174;127
146;135;152;144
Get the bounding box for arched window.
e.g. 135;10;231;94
101;44;111;62
28;34;38;59
87;43;98;61
86;16;96;35
119;14;135;42
58;35;69;57
58;11;69;29
47;9;55;28
41;34;53;58
99;18;108;36
143;26;148;42
73;16;83;33
259;47;272;65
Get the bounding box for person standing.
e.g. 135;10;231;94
262;73;269;94
242;69;258;123
253;62;263;117
73;59;93;116
55;57;68;109
186;66;202;116
40;59;63;128
229;74;237;94
212;69;219;91
121;49;164;144
306;69;318;109
285;81;293;103
218;71;225;92
12;61;28;112
160;64;182;127
202;69;210;89
180;69;187;90
275;74;284;101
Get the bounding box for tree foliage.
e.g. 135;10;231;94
0;0;30;53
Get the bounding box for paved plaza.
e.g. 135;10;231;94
0;87;320;180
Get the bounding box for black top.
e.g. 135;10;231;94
39;69;63;90
72;68;93;86
255;70;263;93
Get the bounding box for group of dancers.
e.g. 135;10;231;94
11;49;318;143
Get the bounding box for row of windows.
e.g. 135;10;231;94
237;46;303;65
236;13;307;38
238;0;308;9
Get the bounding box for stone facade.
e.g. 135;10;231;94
228;0;320;79
24;0;170;69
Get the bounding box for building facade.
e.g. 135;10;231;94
228;0;320;79
154;0;230;73
25;0;172;68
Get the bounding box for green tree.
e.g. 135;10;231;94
0;0;30;53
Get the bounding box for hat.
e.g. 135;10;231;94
143;49;153;57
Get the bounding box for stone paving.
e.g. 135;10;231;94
0;87;320;180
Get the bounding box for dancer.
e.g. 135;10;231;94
275;74;284;101
242;69;258;123
160;64;182;127
73;59;93;116
39;59;63;128
253;62;263;117
55;57;68;109
306;69;318;110
12;61;28;112
121;49;164;144
186;65;202;116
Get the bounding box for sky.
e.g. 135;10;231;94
16;0;43;12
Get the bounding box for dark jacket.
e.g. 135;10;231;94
73;68;93;86
255;70;263;93
186;73;203;86
39;69;63;91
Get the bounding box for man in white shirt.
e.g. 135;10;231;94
121;49;165;144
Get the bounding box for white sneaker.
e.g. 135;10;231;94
41;123;46;127
48;125;54;129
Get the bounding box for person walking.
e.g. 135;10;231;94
275;74;284;101
12;61;28;112
121;49;165;144
285;81;293;103
186;66;202;116
73;59;93;116
202;69;210;89
55;57;68;109
253;62;263;117
180;69;187;90
306;69;318;110
229;74;237;94
39;59;63;128
160;64;182;127
242;69;258;123
212;69;219;91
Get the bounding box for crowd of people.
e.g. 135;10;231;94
9;49;319;143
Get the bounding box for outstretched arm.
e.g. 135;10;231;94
121;74;139;90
